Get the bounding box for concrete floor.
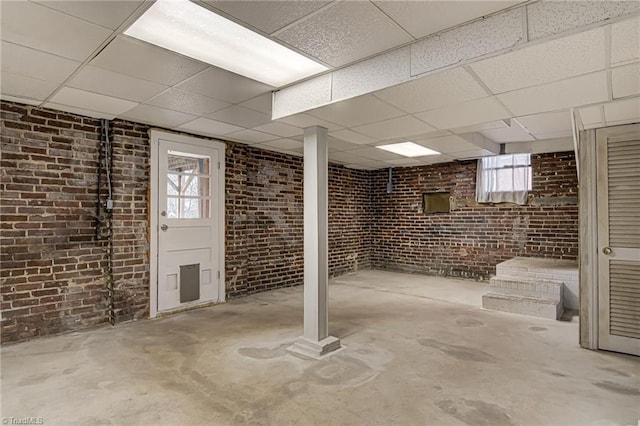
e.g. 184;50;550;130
2;270;639;426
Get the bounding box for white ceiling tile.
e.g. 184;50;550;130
611;17;640;65
327;137;361;153
1;72;60;101
1;1;112;61
413;135;478;154
383;158;423;166
415;97;511;130
411;154;455;166
578;105;603;127
480;123;535;143
307;95;404;128
604;97;640;125
329;129;377;145
451;120;509;134
450;149;495;160
612;62;640;99
373;1;519;39
146;88;229;116
497;72;609;117
276;113;343;132
177;117;243;136
349;146;404;161
202;0;331;34
225;129;278;144
176;66;273;103
374;67;488;113
1;41;79;84
470;27;606;94
515;110;573;140
328;150;367;163
50;87;138;116
253;121;303;138
32;0;145;30
43;102;115;119
68;65;168;103
208;105;271;128
121;104;197;128
91;36;208;86
272;73;331;119
260;138;303;150
238;93;273;115
275;1;412;67
353;115;436;140
0;95;41;106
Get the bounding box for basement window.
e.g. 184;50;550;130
476;154;532;205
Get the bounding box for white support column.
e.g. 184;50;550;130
288;126;341;358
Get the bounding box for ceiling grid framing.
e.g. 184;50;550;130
273;1;640;119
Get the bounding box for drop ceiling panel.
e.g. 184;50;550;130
470;27;606;94
121;104;197;128
515;110;572;140
1;1;112;61
208;105;271;128
91;36;208;86
374;67;489;113
326;137;361;153
578;105;604;128
329;129;377;145
373;1;519;39
604;97;640;125
202;0;331;34
239;93;273;115
498;71;609;117
610;16;639;65
353;116;436;140
415;97;511;130
176;66;273;104
611;63;640;99
43;102;115;119
68;65;169;103
451;120;509;134
307;95;404;128
349;146;403;161
177;117;243;136
146;88;229;116
276;113;343;132
49;87;138;116
260;138;303;150
1;72;60;101
480;124;535;143
413;135;478;154
275;1;413;67
1;41;79;84
450;149;495;160
253;121;303;138
31;0;145;30
225;129;278;144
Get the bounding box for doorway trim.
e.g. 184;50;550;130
149;129;226;318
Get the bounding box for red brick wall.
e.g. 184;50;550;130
1;101;371;342
369;153;578;279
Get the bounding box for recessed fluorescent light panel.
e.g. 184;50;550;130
376;142;440;157
125;0;328;87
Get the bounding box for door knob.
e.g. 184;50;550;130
161;224;168;231
602;247;612;255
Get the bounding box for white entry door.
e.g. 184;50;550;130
596;124;640;356
151;131;225;314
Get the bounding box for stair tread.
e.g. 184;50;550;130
483;292;560;305
490;275;564;285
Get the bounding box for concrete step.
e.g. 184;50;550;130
489;275;563;300
482;292;563;320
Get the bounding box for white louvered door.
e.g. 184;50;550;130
597;124;640;356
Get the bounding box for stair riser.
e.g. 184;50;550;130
482;295;562;320
489;279;562;300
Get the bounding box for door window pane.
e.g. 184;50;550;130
166;151;211;219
